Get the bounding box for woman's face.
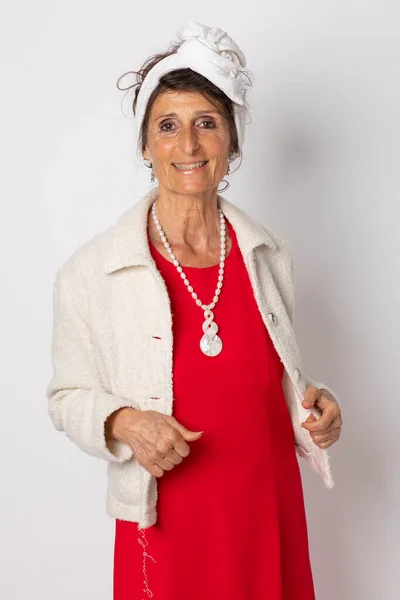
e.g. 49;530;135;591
143;90;232;196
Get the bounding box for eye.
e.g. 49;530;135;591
199;120;215;128
160;121;175;132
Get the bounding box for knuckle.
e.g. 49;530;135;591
159;442;172;455
319;440;331;448
148;447;158;459
173;430;182;442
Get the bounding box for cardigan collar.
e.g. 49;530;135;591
103;186;276;274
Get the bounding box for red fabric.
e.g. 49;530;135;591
113;217;315;599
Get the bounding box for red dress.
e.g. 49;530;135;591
113;217;315;600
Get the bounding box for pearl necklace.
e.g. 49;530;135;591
151;200;226;357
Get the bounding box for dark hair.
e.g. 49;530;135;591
116;43;252;159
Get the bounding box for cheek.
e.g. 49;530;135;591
206;128;230;147
213;158;228;173
147;129;173;150
206;134;231;162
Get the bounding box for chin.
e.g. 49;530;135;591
169;181;213;195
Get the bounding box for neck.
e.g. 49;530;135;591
149;186;222;254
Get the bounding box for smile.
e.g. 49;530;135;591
173;160;208;172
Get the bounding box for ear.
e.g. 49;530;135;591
142;143;152;163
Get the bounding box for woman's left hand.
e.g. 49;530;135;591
300;386;343;449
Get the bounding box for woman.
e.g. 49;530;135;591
47;21;343;600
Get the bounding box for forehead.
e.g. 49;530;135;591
148;90;222;118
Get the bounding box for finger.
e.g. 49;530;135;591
311;423;342;437
173;437;191;458
333;414;343;427
305;414;316;423
311;431;335;443
147;463;164;477
155;455;175;471
315;435;340;449
164;447;183;465
301;408;337;431
165;415;203;439
302;386;321;409
303;421;336;434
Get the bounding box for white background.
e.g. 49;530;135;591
4;1;399;598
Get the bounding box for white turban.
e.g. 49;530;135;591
135;21;250;151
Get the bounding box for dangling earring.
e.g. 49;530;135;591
143;157;156;184
218;178;230;192
217;158;232;192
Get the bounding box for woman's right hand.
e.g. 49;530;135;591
105;408;203;477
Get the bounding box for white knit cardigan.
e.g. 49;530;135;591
47;187;340;529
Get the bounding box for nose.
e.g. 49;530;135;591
177;124;200;155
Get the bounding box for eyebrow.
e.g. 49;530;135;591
155;110;220;121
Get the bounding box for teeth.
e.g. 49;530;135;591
174;161;207;170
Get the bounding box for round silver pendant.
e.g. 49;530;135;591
200;333;223;357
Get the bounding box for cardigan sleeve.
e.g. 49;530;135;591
46;266;140;463
283;240;343;414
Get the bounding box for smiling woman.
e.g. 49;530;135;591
47;19;342;600
144;91;234;195
117;51;247;193
116;53;250;269
111;22;326;599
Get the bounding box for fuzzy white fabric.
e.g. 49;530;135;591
135;21;250;150
47;186;341;529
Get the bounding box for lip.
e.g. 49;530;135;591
172;161;208;173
